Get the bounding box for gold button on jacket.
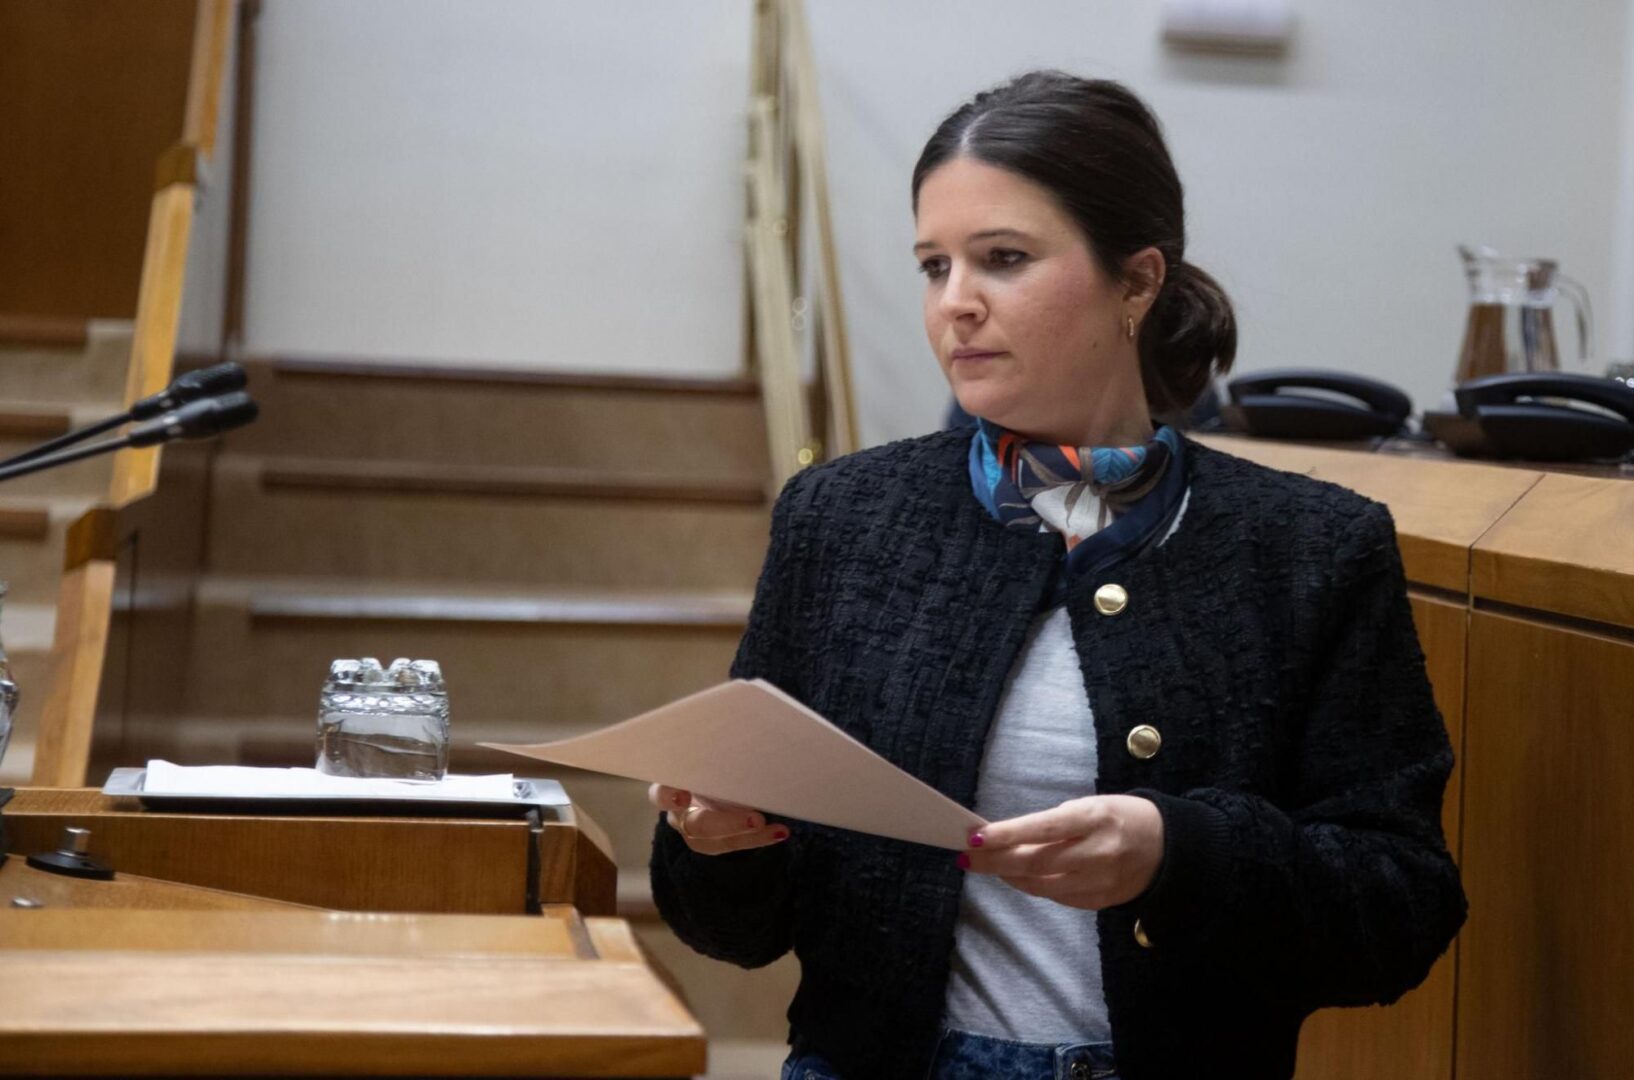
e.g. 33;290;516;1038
1126;724;1162;760
1093;582;1128;615
1133;918;1154;948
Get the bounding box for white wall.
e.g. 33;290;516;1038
243;1;1634;446
244;0;749;375
177;10;239;358
1614;1;1634;368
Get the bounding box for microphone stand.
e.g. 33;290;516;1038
0;433;140;484
0;391;260;486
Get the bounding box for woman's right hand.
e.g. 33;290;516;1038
649;784;789;855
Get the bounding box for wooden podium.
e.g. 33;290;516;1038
0;791;705;1078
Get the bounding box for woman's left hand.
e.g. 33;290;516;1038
959;794;1165;910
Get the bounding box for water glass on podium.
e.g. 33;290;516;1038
317;658;450;781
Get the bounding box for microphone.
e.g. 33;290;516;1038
127;392;259;447
129;362;249;420
0;362;248;468
0;391;258;485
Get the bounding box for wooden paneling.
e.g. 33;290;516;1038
1456;610;1634;1079
1195;435;1541;591
1471;473;1634;631
1293;593;1467;1080
0;0;197;320
1413;595;1469;851
0;908;705;1077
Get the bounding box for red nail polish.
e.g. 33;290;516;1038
773;828;790;841
969;833;985;848
956;853;971;869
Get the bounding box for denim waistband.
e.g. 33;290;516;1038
781;1029;1118;1080
931;1028;1118;1080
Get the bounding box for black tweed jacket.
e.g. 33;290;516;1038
650;430;1466;1079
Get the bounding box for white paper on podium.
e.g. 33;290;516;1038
481;679;985;850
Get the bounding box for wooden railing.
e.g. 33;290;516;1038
745;0;858;491
32;0;235;787
112;0;234;506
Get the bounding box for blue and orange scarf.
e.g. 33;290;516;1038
969;420;1187;581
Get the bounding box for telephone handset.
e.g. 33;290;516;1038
1221;369;1412;440
1446;371;1634;461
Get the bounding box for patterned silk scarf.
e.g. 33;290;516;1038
972;421;1183;551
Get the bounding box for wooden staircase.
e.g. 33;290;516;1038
160;357;801;1067
0;323;133;783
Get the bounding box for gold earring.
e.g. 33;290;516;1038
1125;314;1136;340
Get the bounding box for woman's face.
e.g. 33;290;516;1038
915;156;1147;445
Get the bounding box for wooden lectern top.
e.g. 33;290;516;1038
1194;434;1543;592
0;790;702;1077
0;907;705;1077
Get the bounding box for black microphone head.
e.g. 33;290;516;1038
130;362;249;419
176;361;248;397
182;390;259;438
128;391;260;447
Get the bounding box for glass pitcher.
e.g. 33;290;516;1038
1456;245;1594;383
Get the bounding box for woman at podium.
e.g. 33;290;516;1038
649;71;1466;1080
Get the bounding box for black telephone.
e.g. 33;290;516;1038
1220;369;1412;440
1423;372;1634;462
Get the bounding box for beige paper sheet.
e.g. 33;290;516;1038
481;679;985;850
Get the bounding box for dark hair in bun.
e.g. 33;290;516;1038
912;70;1236;413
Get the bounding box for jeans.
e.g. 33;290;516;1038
781;1027;1119;1080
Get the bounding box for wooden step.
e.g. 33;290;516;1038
205;457;772;590
0;445;112;498
0;324;132;404
244;581;753;628
0;407;72;440
0;314;88;349
261;459;765;506
0;504;50;540
0;498;98;604
220;357;769;481
183;577;748;725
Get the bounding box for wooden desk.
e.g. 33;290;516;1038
0;907;705;1077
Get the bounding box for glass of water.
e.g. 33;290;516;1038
317;658;450;781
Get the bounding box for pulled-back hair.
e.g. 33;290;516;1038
913;71;1236;413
